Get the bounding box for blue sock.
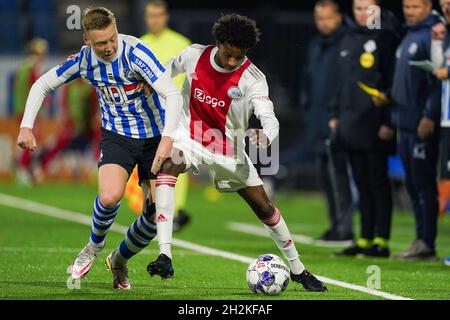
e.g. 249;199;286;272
118;203;156;260
89;195;120;245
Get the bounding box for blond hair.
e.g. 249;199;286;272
82;7;116;32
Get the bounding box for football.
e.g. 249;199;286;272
246;254;290;296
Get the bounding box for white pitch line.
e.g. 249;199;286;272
0;246;203;256
228;222;353;248
0;192;412;300
0;247;86;254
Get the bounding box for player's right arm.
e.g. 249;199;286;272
17;51;83;151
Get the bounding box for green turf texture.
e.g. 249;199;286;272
0;181;449;300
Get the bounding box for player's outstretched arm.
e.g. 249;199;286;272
17;67;67;151
18;52;82;151
150;72;183;174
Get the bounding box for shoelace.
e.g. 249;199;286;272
76;246;97;265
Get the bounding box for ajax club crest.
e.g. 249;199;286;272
227;86;243;100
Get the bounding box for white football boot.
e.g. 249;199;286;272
70;242;104;280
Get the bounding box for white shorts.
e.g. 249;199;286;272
172;129;263;192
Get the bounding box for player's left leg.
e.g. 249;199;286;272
237;185;327;292
70;163;128;280
70;129;141;281
106;179;157;289
146;150;188;279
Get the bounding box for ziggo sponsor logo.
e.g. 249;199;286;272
194;88;226;108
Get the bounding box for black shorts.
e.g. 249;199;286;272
98;128;161;182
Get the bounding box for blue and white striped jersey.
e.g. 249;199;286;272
442;80;450;127
55;34;167;139
441;45;450;127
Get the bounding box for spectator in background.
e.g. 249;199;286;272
302;0;354;241
140;0;191;89
429;0;450;266
124;0;192;231
331;0;399;257
13;38;48;186
391;0;441;261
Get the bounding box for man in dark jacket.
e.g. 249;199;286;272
301;0;354;241
391;0;441;261
330;0;400;257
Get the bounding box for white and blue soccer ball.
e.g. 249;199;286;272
246;254;290;296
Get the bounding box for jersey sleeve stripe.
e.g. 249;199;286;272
64;70;81;84
250;65;264;78
129;47;159;83
56;56;79;77
136;43;166;73
247;65;263;81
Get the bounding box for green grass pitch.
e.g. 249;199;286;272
0;181;449;300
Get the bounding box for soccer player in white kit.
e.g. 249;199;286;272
16;7;182;289
147;13;327;292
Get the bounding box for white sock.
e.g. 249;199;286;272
262;207;305;275
155;174;177;260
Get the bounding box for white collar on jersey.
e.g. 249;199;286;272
209;46;248;73
91;34;124;64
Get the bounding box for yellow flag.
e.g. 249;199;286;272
357;81;390;105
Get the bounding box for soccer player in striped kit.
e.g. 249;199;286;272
16;7;182;289
147;13;327;292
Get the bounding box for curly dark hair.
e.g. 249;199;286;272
212;13;261;49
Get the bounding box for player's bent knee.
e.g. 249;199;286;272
99;193;122;209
